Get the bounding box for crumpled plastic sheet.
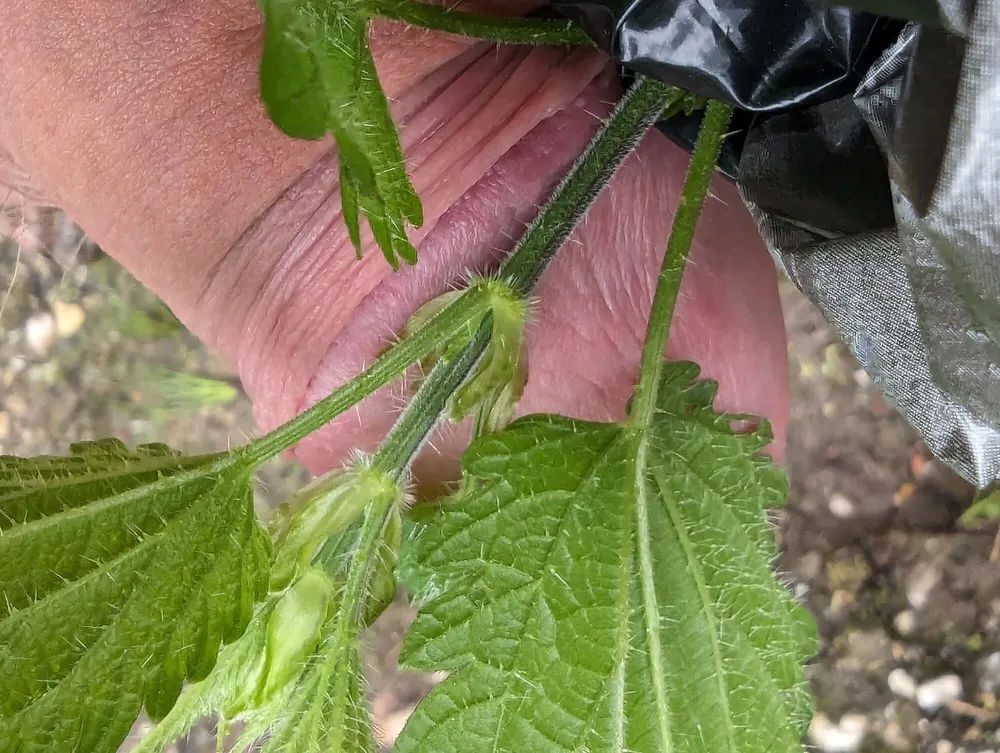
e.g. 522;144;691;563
550;0;1000;486
549;0;897;111
742;4;1000;488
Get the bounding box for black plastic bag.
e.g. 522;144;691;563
548;0;899;112
546;0;1000;486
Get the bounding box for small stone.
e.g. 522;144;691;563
0;411;9;441
936;741;954;753
24;311;55;356
853;368;872;388
907;565;941;610
917;674;964;713
829;492;855;519
52;299;86;338
888;668;917;699
882;721;911;751
798;550;824;581
4;394;28;418
829;589;855;614
809;712;868;753
978;653;1000;695
894;610;917;637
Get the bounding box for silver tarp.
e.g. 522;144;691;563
740;0;1000;487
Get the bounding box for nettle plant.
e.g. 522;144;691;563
0;3;818;753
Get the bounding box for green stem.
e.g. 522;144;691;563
317;495;390;753
630;100;734;430
239;285;493;468
373;323;491;478
244;75;677;475
372;0;593;47
501;77;685;296
368;75;682;479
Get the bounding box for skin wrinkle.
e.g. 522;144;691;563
0;0;789;483
206;47;607;433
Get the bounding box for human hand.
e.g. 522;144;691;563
0;0;789;485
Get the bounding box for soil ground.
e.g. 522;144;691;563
2;216;998;753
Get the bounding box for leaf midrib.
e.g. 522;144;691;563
650;461;738;753
0;457;236;543
0;452;223;499
633;434;674;753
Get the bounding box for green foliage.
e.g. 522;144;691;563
0;439;270;753
399;362;816;753
960;486;1000;526
258;0;422;269
142;366;239;411
0;7;822;750
131;606;273;753
256;0;597;270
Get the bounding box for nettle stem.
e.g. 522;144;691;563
371;0;593;47
373;324;490;477
241;75;678;474
368;75;684;477
630;100;734;429
239;286;494;468
501;77;685;296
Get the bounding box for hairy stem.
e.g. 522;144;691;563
373;323;491;478
372;0;593;47
239;285;494;468
368;75;682;479
501;77;684;296
630;100;734;429
242;75;677;473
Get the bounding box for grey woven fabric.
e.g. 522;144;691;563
741;1;1000;486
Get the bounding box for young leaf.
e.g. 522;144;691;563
131;606;273;753
0;439;270;753
258;0;422;269
398;362;817;753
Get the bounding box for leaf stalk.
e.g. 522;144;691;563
363;74;684;478
630;100;734;429
239;285;494;468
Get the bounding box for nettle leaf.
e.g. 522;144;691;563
0;439;270;753
259;0;422;269
131;607;272;753
398;362;817;753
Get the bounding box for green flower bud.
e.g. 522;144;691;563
363;506;403;627
270;459;402;591
255;568;335;708
449;280;529;434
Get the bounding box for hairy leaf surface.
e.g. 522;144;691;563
258;0;422;269
0;439;270;753
398;362;816;753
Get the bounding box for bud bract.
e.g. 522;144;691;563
449;281;529;434
270;459;402;591
255;568;335;708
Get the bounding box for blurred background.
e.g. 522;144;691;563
2;208;1000;753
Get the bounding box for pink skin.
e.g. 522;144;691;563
0;2;788;485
